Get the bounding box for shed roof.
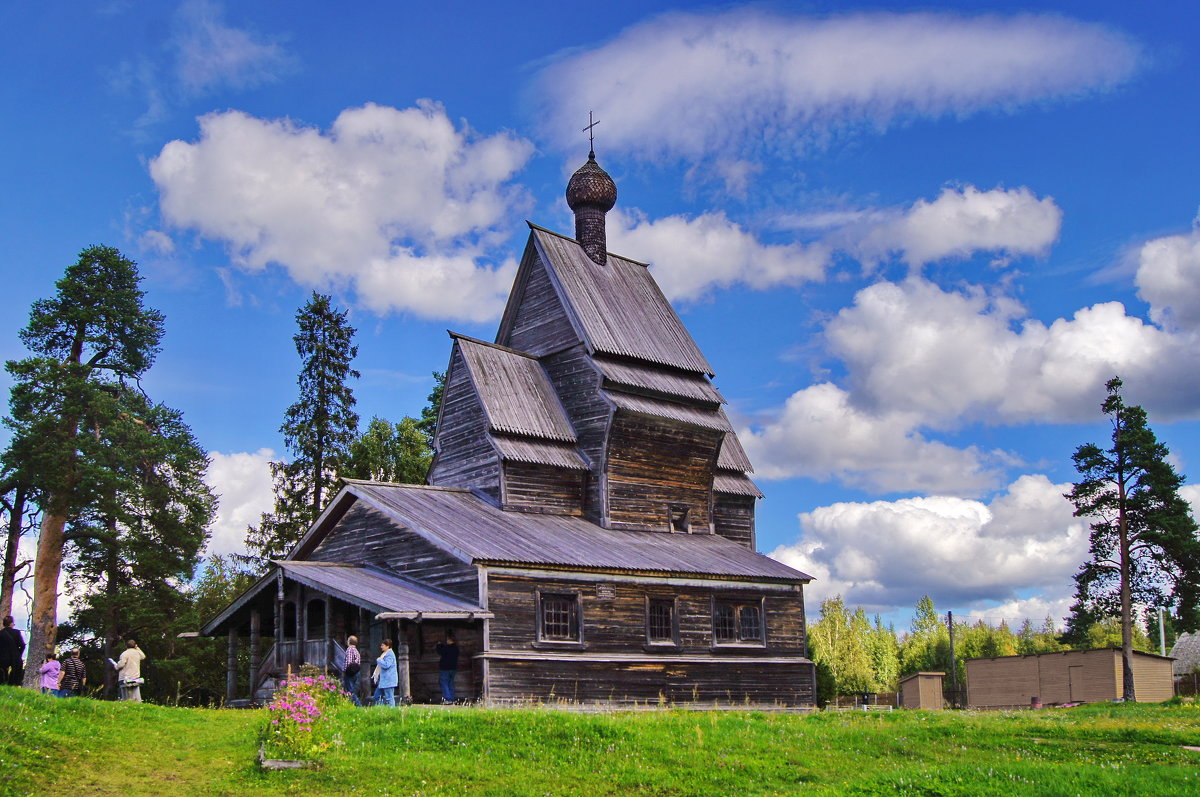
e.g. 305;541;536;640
491;435;589;471
593;355;724;405
718;429;754;473
606;390;732;432
453;334;576;442
344;481;809;581
713;471;764;498
201;561;490;636
531;225;714;376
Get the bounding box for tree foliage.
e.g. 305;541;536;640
245;293;359;567
63;390;217;697
3;245;167;684
1064;377;1200;700
343;416;431;484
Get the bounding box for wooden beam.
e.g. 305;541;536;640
226;628;238;702
248;608;261;699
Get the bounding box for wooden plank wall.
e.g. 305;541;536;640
484;658;814;706
966;656;1040;707
429;346;502;502
712;493;755;549
605;413;722;532
502;461;585;515
1131;653;1175;702
540;345;611;520
486;572;807;656
501;254;580;356
308;503;480;602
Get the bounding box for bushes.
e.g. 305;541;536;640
261;671;347;761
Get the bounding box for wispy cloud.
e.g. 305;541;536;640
533;10;1141;164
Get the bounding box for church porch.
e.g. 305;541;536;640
199;561;491;705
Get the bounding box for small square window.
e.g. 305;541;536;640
668;504;690;532
647;599;675;643
539;593;580;641
714;599;764;645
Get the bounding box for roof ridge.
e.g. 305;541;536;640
526;221;650;267
343;479;470;492
448;330;540;360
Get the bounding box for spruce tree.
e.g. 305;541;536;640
1065;376;1200;701
3;245;166;684
245;293;359;566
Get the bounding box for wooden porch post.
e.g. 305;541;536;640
225;627;238;702
359;607;369;703
298;584;307;662
274;570;284;656
248;608;261;699
397;630;411;703
324;597;333;672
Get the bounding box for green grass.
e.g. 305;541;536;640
2;687;1199;796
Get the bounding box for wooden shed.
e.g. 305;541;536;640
966;649;1174;708
898;671;945;709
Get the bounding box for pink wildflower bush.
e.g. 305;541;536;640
261;672;348;761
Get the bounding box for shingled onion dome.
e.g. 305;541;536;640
566;151;617;265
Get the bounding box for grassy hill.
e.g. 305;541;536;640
1;687;1199;796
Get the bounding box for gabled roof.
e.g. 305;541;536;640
452;333;577;442
1169;631;1200;675
201;561;490;636
529;225;714;376
340;481;809;582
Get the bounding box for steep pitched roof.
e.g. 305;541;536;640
1169;631;1200;675
341;481;809;581
452;334;577;442
529;225;714;375
593;355;725;405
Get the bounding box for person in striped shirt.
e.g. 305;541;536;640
342;635;362;706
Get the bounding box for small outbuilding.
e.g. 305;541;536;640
898;671;945;709
966;649;1174;708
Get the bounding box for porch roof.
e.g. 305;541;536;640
200;561;491;636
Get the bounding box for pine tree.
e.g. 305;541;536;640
245;293;359;566
3;245;166;685
1065;377;1200;701
63;390;216;698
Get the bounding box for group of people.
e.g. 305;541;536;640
0;616;146;701
339;630;460;707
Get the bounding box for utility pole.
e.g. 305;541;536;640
947;610;959;708
1158;607;1166;657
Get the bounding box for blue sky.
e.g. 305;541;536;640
3;1;1199;629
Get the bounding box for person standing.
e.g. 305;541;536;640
342;635;362;706
39;652;61;696
0;616;25;686
58;649;86;697
116;639;146;702
436;631;459;704
372;639;397;707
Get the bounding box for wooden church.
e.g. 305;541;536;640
202;148;816;707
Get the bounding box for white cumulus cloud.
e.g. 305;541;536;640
826;278;1200;426
1136;224;1200;332
149;101;533;321
769;474;1088;614
849;185;1062;268
205;448;276;557
741;383;1004;495
534;10;1140;162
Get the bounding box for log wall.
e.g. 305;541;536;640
605;413;722;532
712;493;755;548
502;461;586;515
309;502;480;602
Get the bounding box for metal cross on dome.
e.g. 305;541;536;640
582;112;599;157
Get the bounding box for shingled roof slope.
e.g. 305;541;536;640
531;225;714;376
453;334;576;442
348;481;808;581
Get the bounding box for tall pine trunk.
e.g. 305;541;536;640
0;488;27;618
22;509;67;688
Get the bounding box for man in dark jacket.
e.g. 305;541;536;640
435;631;459;704
0;616;25;686
58;649;87;697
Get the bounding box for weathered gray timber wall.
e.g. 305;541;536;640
604;413;722;532
309;502;480;602
429;346;502;501
712;493;755;548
